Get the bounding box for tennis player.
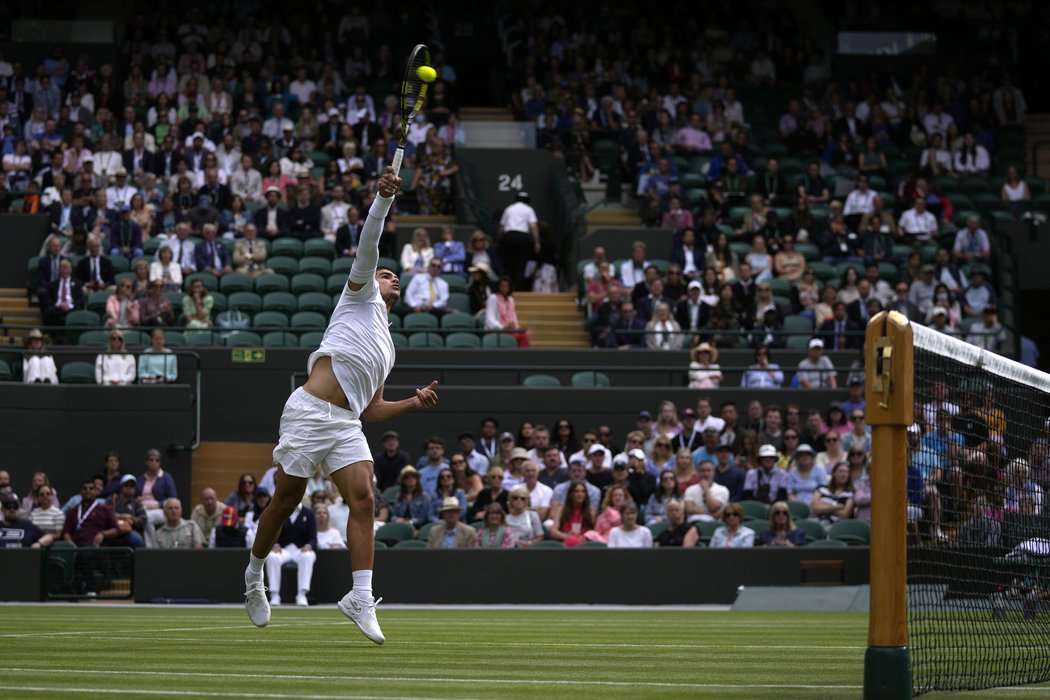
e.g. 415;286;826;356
244;166;438;643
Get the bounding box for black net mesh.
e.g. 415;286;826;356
908;334;1050;695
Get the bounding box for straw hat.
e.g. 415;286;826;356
23;328;46;347
691;342;718;364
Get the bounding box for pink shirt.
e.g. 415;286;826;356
141;469;164;510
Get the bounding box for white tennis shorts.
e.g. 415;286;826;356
272;387;373;478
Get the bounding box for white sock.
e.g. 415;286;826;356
352;569;373;598
246;553;266;584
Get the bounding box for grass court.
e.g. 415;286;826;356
4;605;1050;699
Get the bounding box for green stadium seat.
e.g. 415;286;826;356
326;273;347;294
811;537;849;547
252;311;289;329
255;274;290;295
123;330;149;346
483;333;518;348
768;277;792;297
262;291;297;314
646;520;670;539
808;262;835;282
375;522;414;544
210;291;228;314
331;257;353;275
417;522;438;541
271;238;304;259
186;331;218;346
408;331;444;347
163;331;186;347
930;175;958;193
446;292;471;315
577;541;607;549
786;501;811;520
219;273;254;294
530;540;565;549
390;332;409;348
63;310;101;343
298;256;331;276
60;361;96;384
446;332;481;348
377;256;400;274
291;311;327;330
225;331;263;347
115;272;137;287
827;519;870;545
86;290;112;315
795;243;819;261
959;176;991;194
523;374;561;387
263;331;298;347
394;539;427;548
795;518;826;542
297;292;333;314
728;208;750;228
143;238;162;256
162;291;183;309
785;334;811;349
266;256;299;277
693;520;720;545
79;330;110;347
387;314;402;329
227;291;262;314
571;371;610;387
0;362;12;382
440;312;475;330
304;238;335;260
441;274;467;293
298;331;325;348
183;273;217;292
738;500;769;520
290;273;325;294
403;312;438;330
783;315;813;336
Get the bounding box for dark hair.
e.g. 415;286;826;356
81;478;96;488
424;436;445;449
558;480;595;530
481;417;498;428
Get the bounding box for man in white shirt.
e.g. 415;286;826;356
403;258;449;314
230;154;263;203
92;134;123;181
898;198;938;243
215;133;241;178
159;222;197;276
952;216;991;265
497;191;540;292
842;174;876;227
619;240;649;291
682;460;729;522
321;185;351;242
581;246;607;283
288;67;317;106
922;103;954;139
105;169;137;208
262;103;293;140
521;461;553;521
695;397;726;434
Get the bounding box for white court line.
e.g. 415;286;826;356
0;602;734;611
0;667;862;691
6;686;456;700
6;633;866;651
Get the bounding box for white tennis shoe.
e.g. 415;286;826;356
245;583;271;627
338;591;385;644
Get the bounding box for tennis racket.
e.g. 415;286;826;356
391;43;431;176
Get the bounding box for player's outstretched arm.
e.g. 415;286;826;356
348;167;401;290
361;381;439;422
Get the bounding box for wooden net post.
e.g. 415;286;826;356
863;311;913;700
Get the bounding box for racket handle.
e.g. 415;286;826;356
391;147;404;176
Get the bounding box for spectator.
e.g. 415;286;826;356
773;234;805;282
898;197;938;244
548;481;597;548
28;483;64;537
816;431;847;470
194;223;232;276
954;133;990;175
182;277;214;331
812;461;854;527
149;245;183;291
212;505;248;548
154;497;204;549
108;474;146;548
43;259;84;329
412;139;458;215
313;503;345;549
497;191;540;292
687;342;723;389
962;265;997;317
786;444;826;502
110;204;144;259
646;302;683;351
95;329;136;385
1;495;54;548
428;468;467;522
140;279;175;327
966;306;1012;355
709;503;755;548
76;236;115;293
391;466;432;531
485;276;528;347
105;278;140;330
758;501;807;547
818;302;862;352
469;466;510;522
426;496;477;549
842;410;872;454
743;444;790;504
952;216;991;265
265;501;317;607
683;460;729;522
137;448;176;547
254;186;290;240
505;485;544;547
796;338;837;388
475;503;515;548
609;301;646;349
136;328;177;385
404;257;449;316
224;472;256;521
21;329;58;384
244;489;273;544
1001;165;1031;221
742;346;784;388
62;478;119;548
607;502;653;548
190;488;223;545
654;499;691;547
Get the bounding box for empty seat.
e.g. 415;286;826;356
271;238;304;259
523;374;561;387
290;311;327;329
266;256;299;277
408;331;444;347
227;291;263;314
290;273;325;294
225;331;263;346
262;291;297;314
297;292;333;314
440;312;475;330
60;361;96;384
298;256;332;276
263;331;299;347
403;312;439;330
446;292;471;315
252;311;289;329
482;333;517;348
445;331;481;348
254;274;290;294
79;330;110;347
331;257;354;275
219;273;254;294
571;371;609;387
86;291;112;315
303;238;335;260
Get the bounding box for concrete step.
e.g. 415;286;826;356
460;107;514;122
511;292;589;348
531;338;591;348
585;207;642;226
460;120;536;149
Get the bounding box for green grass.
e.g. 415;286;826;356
2;606;1050;699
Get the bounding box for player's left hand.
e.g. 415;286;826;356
378;167;402;198
415;380;439;409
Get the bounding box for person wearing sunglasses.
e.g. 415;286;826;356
757;501;806;547
469;466;509;523
1;495;54;548
505;485;544;547
816;430;847;469
225;472;257;522
708;503;755;548
94;329;136;385
28;484;64;538
843;411;872;454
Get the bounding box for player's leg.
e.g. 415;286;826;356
329;460;385;644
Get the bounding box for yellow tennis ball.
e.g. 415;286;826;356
416;65;437;83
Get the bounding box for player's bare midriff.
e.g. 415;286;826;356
302;356;351;409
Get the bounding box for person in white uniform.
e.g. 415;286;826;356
243;167;439;643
